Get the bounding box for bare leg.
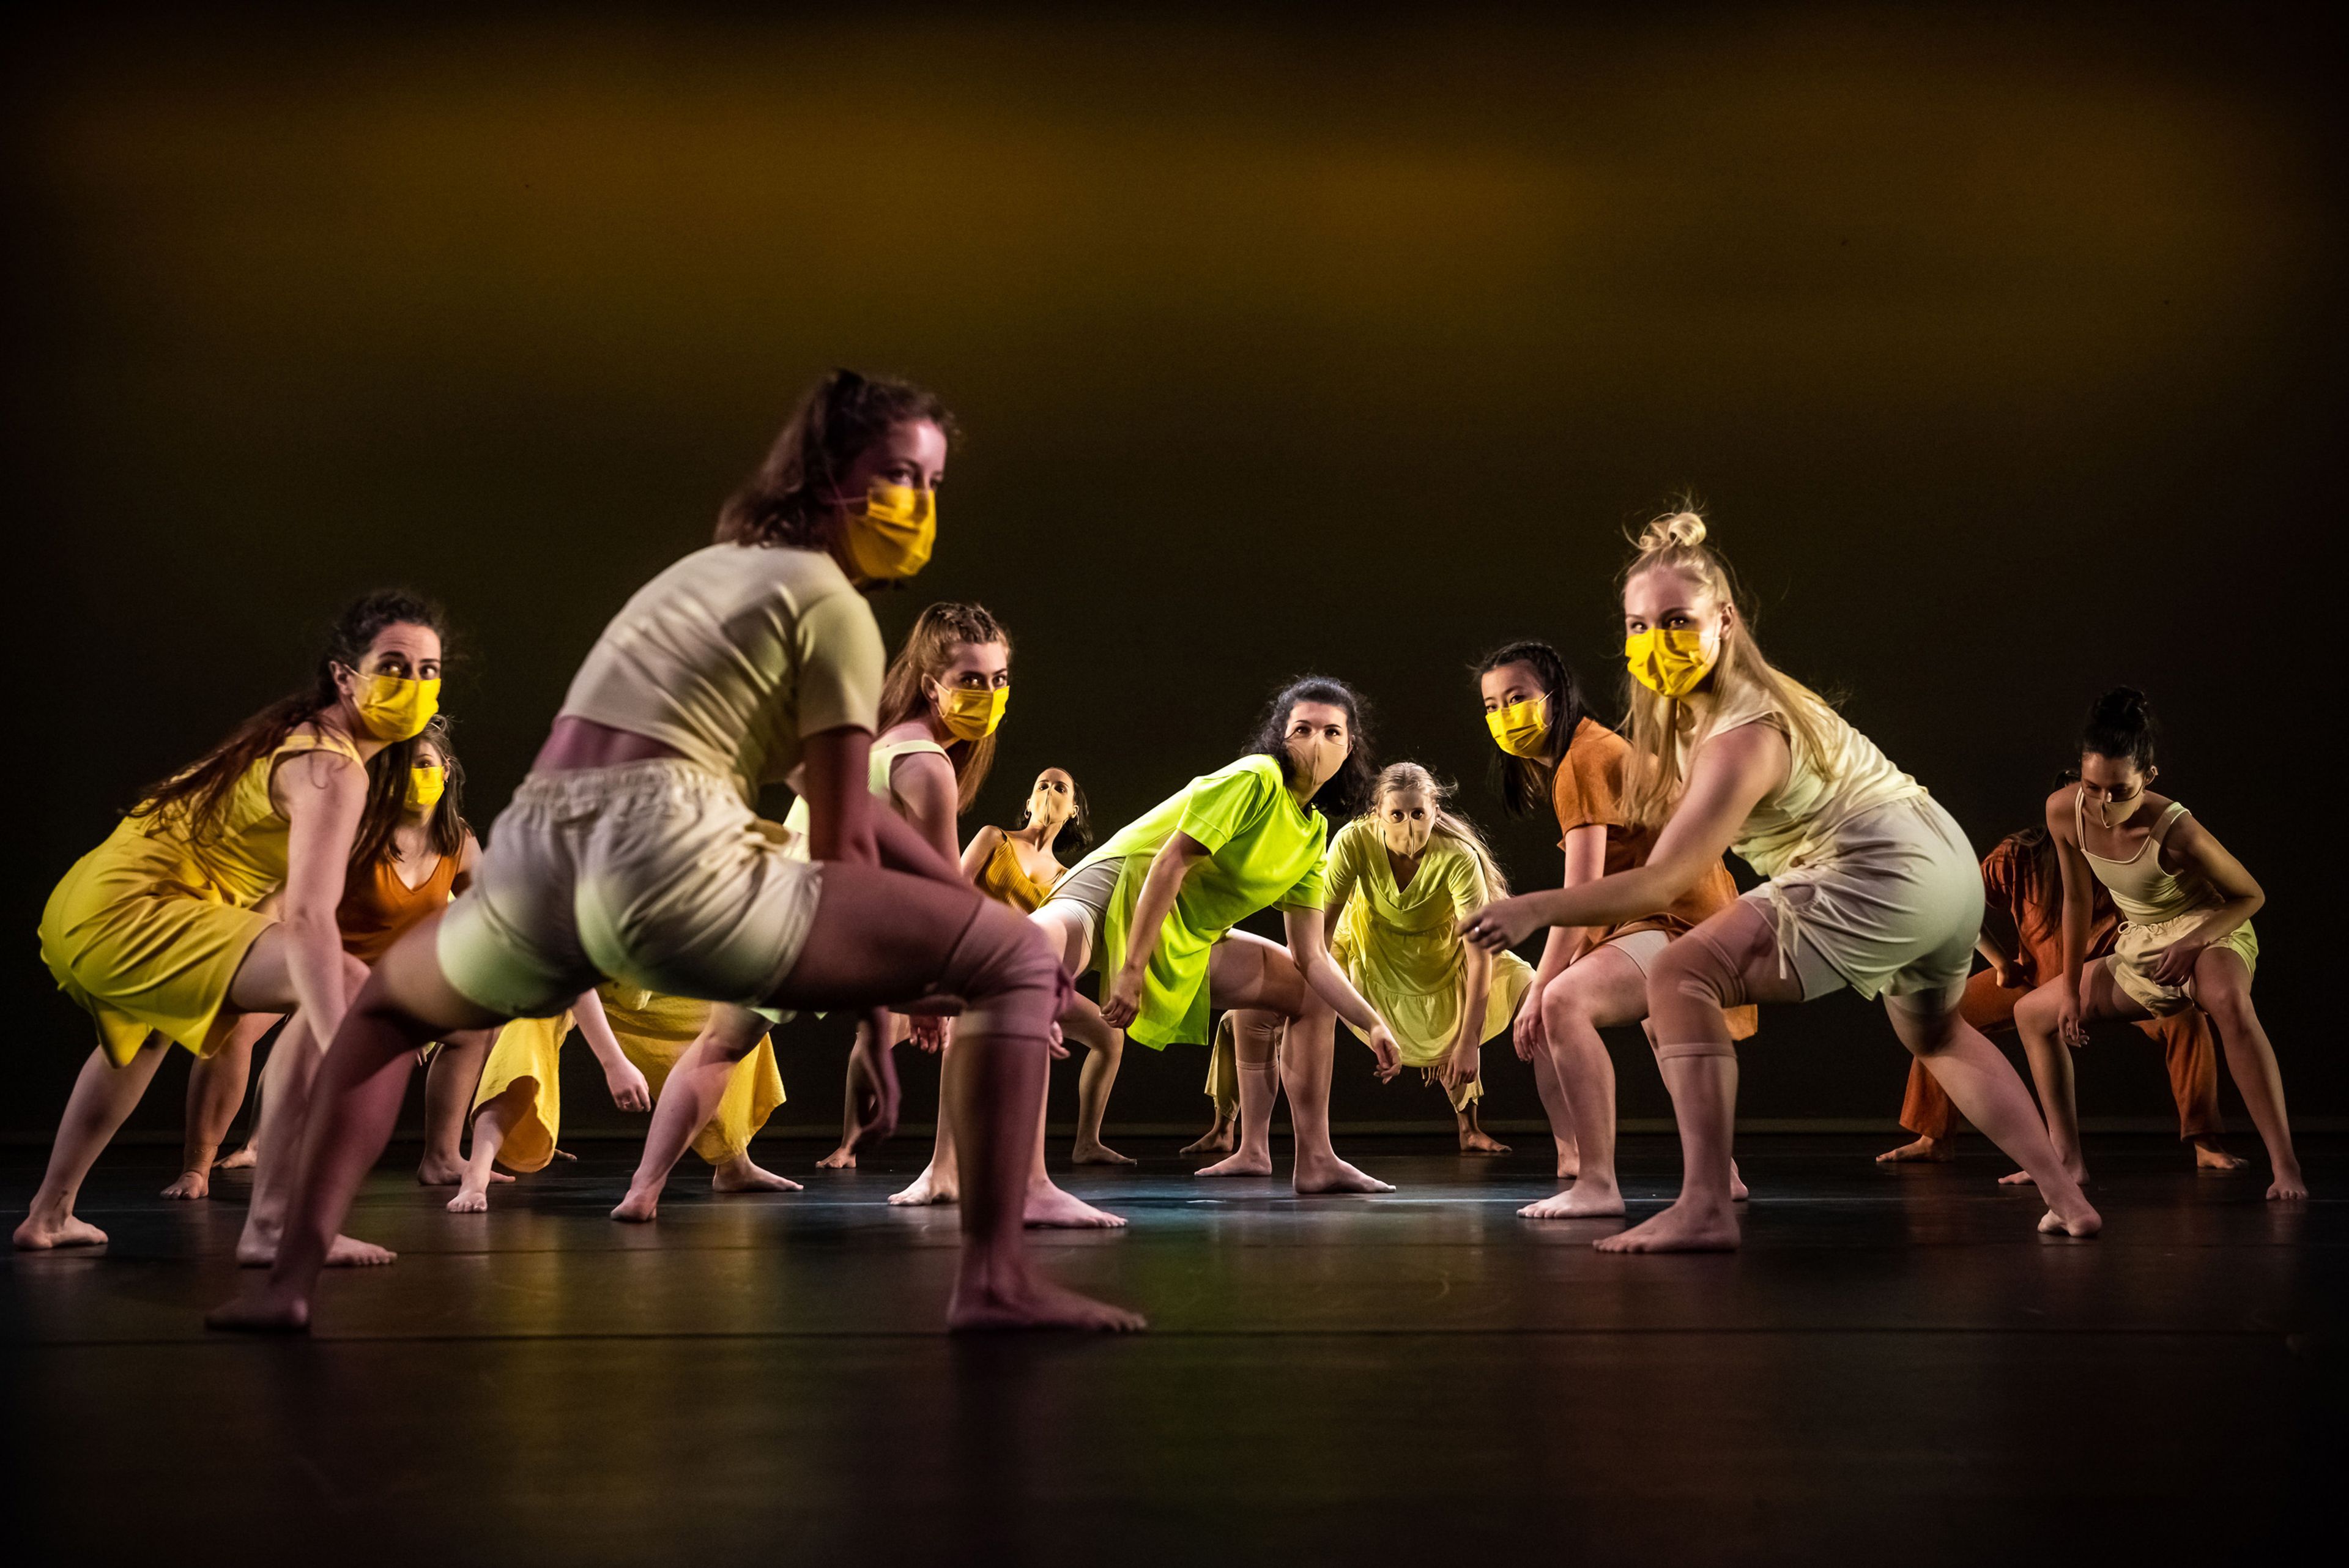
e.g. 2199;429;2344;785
711;1149;800;1192
1197;1011;1282;1176
1455;1098;1510;1154
233;1009;397;1269
2004;976;2090;1184
890;1014;963;1206
1019;1049;1126;1228
1529;1046;1579;1177
447;1088;524;1213
614;1009;776;1221
14;1039;169;1249
2191;951;2304;1199
1901;997;2099;1235
1282;1001;1390;1194
418;1028;502;1185
1878;1058;1959;1163
169;1015;272;1199
1069;1000;1133;1165
1521;945;1648;1220
1184;1025;1242;1156
815;1046;864;1170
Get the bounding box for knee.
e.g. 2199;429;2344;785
337;952;372;1001
1540;977;1592;1035
2199;987;2252;1036
1646;938;1731;1017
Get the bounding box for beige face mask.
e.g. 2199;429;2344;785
2097;786;2148;830
1379;800;1434;857
1288;733;1346;798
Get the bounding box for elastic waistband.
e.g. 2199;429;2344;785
510;757;740;814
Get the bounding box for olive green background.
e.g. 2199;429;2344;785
6;6;2339;1140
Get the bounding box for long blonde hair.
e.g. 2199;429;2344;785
1618;508;1839;827
876;601;1008;812
1365;761;1511;901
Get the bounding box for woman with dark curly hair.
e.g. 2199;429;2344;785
1037;675;1403;1195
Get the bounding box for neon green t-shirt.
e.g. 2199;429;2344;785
1074;754;1329;1049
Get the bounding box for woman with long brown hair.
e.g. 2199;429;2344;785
215;369;1140;1332
1463;510;2098;1250
19;591;445;1266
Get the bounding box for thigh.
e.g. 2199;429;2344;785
1030;901;1093;978
365;912;510;1035
1959;967;2019;1034
1666;901;1810;1010
2079;959;2153;1024
770;863;995;1012
1206;929;1312;1017
2187;945;2254;1017
226;926;371;1017
1548;940;1652;1028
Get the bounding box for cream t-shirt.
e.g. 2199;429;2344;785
559;543;885;805
1684;682;1926;879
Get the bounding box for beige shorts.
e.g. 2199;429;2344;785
439;759;823;1019
1598;927;1672;975
1037;855;1126;972
1746;795;1982;1005
2104;912;2257;1016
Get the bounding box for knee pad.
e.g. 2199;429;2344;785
1654;1039;1739;1062
933;902;1069;1041
1650;928;1751;1015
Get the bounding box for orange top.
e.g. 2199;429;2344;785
1981;836;2121;984
335;851;461;965
975;834;1059;913
1550;718;1755;1038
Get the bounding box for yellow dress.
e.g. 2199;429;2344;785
1323;818;1534;1109
597;984;787;1166
975;834;1059;913
469;1011;574;1173
39;729;363;1065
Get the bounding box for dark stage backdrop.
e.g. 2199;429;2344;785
5;7;2340;1142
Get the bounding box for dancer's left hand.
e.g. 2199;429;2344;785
1439;1041;1480;1091
1460;896;1538;953
1367;1022;1403;1082
604;1061;653;1113
2148;935;2206;987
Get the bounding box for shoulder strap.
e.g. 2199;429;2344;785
273;726;362;767
2148;800;2188;845
2072;783;2088;841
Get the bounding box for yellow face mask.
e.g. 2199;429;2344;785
1625;628;1717;699
352;671;440;742
1484;696;1549;759
406;765;447;813
935;683;1008;743
844;481;936;581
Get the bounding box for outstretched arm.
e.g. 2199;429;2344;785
1100;833;1205;1028
1285;905;1400;1080
1463;723;1787;950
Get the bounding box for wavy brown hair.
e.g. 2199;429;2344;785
130;590;447;861
876;601;1009;813
351;712;472;871
1248;675;1377;820
715;368;958;551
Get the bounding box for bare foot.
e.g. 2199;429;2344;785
2268;1169;2309;1202
2037;1204;2102;1236
162;1169;211;1200
206;1287;310;1334
1877;1135;1956;1163
1555;1146;1581;1179
712;1156;802;1193
13;1213;107;1250
814;1145;857;1170
1195;1148;1273;1178
2001;1156;2088;1189
446;1188;489;1213
236;1232;396;1268
1729;1162;1750;1202
1520;1183;1625;1219
1594;1197;1740;1252
2192;1140;2250;1172
1071;1140;1137;1166
1293;1156;1394;1195
610;1188;659;1223
417;1156;511;1187
216;1145;258;1172
889;1167;958;1206
948;1271;1146;1332
1458;1129;1512;1155
1179;1122;1237;1157
1024;1182;1127;1229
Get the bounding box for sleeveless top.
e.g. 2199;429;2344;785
1682;684;1926;878
976;833;1060;913
154;728;368;905
2075;792;2212;926
779;737;952;855
336;848;462;964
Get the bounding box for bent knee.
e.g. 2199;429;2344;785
1646;939;1731;1014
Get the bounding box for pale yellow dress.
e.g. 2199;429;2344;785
39;729;362;1066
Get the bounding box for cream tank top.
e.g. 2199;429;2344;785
1683;684;1928;878
777;737;951;858
2074;790;2211;926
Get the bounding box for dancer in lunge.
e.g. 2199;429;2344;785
20;592;443;1262
210;368;1141;1331
2005;688;2301;1198
1463;510;2099;1249
1474;641;1754;1211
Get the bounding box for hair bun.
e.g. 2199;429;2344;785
1639;508;1708;552
2089;685;2151;727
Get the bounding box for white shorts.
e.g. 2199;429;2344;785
1746;795;1982;1005
1599;927;1672;975
438;759;823;1019
1037;856;1126;972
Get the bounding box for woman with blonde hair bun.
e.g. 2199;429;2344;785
1463;507;2099;1250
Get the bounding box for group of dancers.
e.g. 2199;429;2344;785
15;367;2303;1332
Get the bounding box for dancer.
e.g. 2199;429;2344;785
211;367;1141;1332
445;991;653;1213
20;592;443;1262
1317;762;1532;1151
597;989;796;1196
169;718;504;1195
2007;688;2302;1198
1041;675;1403;1194
802;602;1011;1172
1477;641;1756;1206
1463;509;2099;1248
1876;817;2234;1170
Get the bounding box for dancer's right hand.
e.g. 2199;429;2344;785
605;1061;653;1113
1100;965;1145;1029
1512;982;1548;1061
2056;990;2088;1049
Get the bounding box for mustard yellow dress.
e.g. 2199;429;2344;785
469;988;787;1173
975;833;1059;913
1322;817;1535;1110
39;729;363;1066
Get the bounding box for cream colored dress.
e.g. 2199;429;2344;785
2076;790;2256;1015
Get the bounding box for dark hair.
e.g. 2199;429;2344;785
1014;770;1092;853
877;601;1008;812
1247;675;1376;820
2081;686;2157;771
715;368;957;551
131;589;448;858
353;712;472;869
1472;639;1589;819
